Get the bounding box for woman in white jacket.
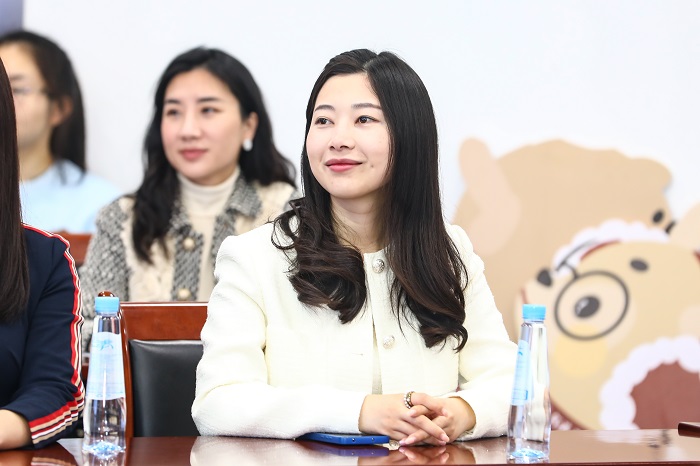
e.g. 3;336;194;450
193;49;516;446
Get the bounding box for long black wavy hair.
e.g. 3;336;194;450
274;49;469;351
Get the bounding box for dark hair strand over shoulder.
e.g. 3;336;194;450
0;56;29;323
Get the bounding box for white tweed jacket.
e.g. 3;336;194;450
192;222;516;440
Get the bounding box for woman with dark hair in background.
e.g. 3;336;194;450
0;30;120;233
0;56;84;450
193;49;515;446
79;47;297;350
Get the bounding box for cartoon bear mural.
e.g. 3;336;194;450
453;139;674;340
516;205;700;429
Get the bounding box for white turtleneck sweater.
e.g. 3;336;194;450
178;169;237;300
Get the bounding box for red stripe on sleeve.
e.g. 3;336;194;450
23;225;86;441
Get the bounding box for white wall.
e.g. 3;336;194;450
24;0;700;219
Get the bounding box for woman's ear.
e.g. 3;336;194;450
243;112;259;142
49;96;73;127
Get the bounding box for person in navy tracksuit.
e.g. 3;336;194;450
0;54;84;450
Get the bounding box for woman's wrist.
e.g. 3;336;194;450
358;394;378;432
449;396;476;437
0;409;31;450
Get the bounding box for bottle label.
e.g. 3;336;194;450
86;332;126;400
511;339;531;405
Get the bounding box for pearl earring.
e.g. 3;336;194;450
242;139;253;152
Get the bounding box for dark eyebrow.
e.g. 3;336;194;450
352;103;382;111
164;96;224;105
197;97;223;104
8;74;28;82
313;102;382;112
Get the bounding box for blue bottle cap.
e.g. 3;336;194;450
95;296;120;315
523;304;546;321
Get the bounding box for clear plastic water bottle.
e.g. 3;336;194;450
507;304;551;463
83;295;127;460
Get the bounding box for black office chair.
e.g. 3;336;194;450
120;301;207;437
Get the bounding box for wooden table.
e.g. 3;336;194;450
1;429;699;465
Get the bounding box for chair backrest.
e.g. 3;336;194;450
56;231;91;267
120;301;207;438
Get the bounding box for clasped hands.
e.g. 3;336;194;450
358;392;475;446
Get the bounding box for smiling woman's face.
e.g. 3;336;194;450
161;67;257;186
305;73;390;209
